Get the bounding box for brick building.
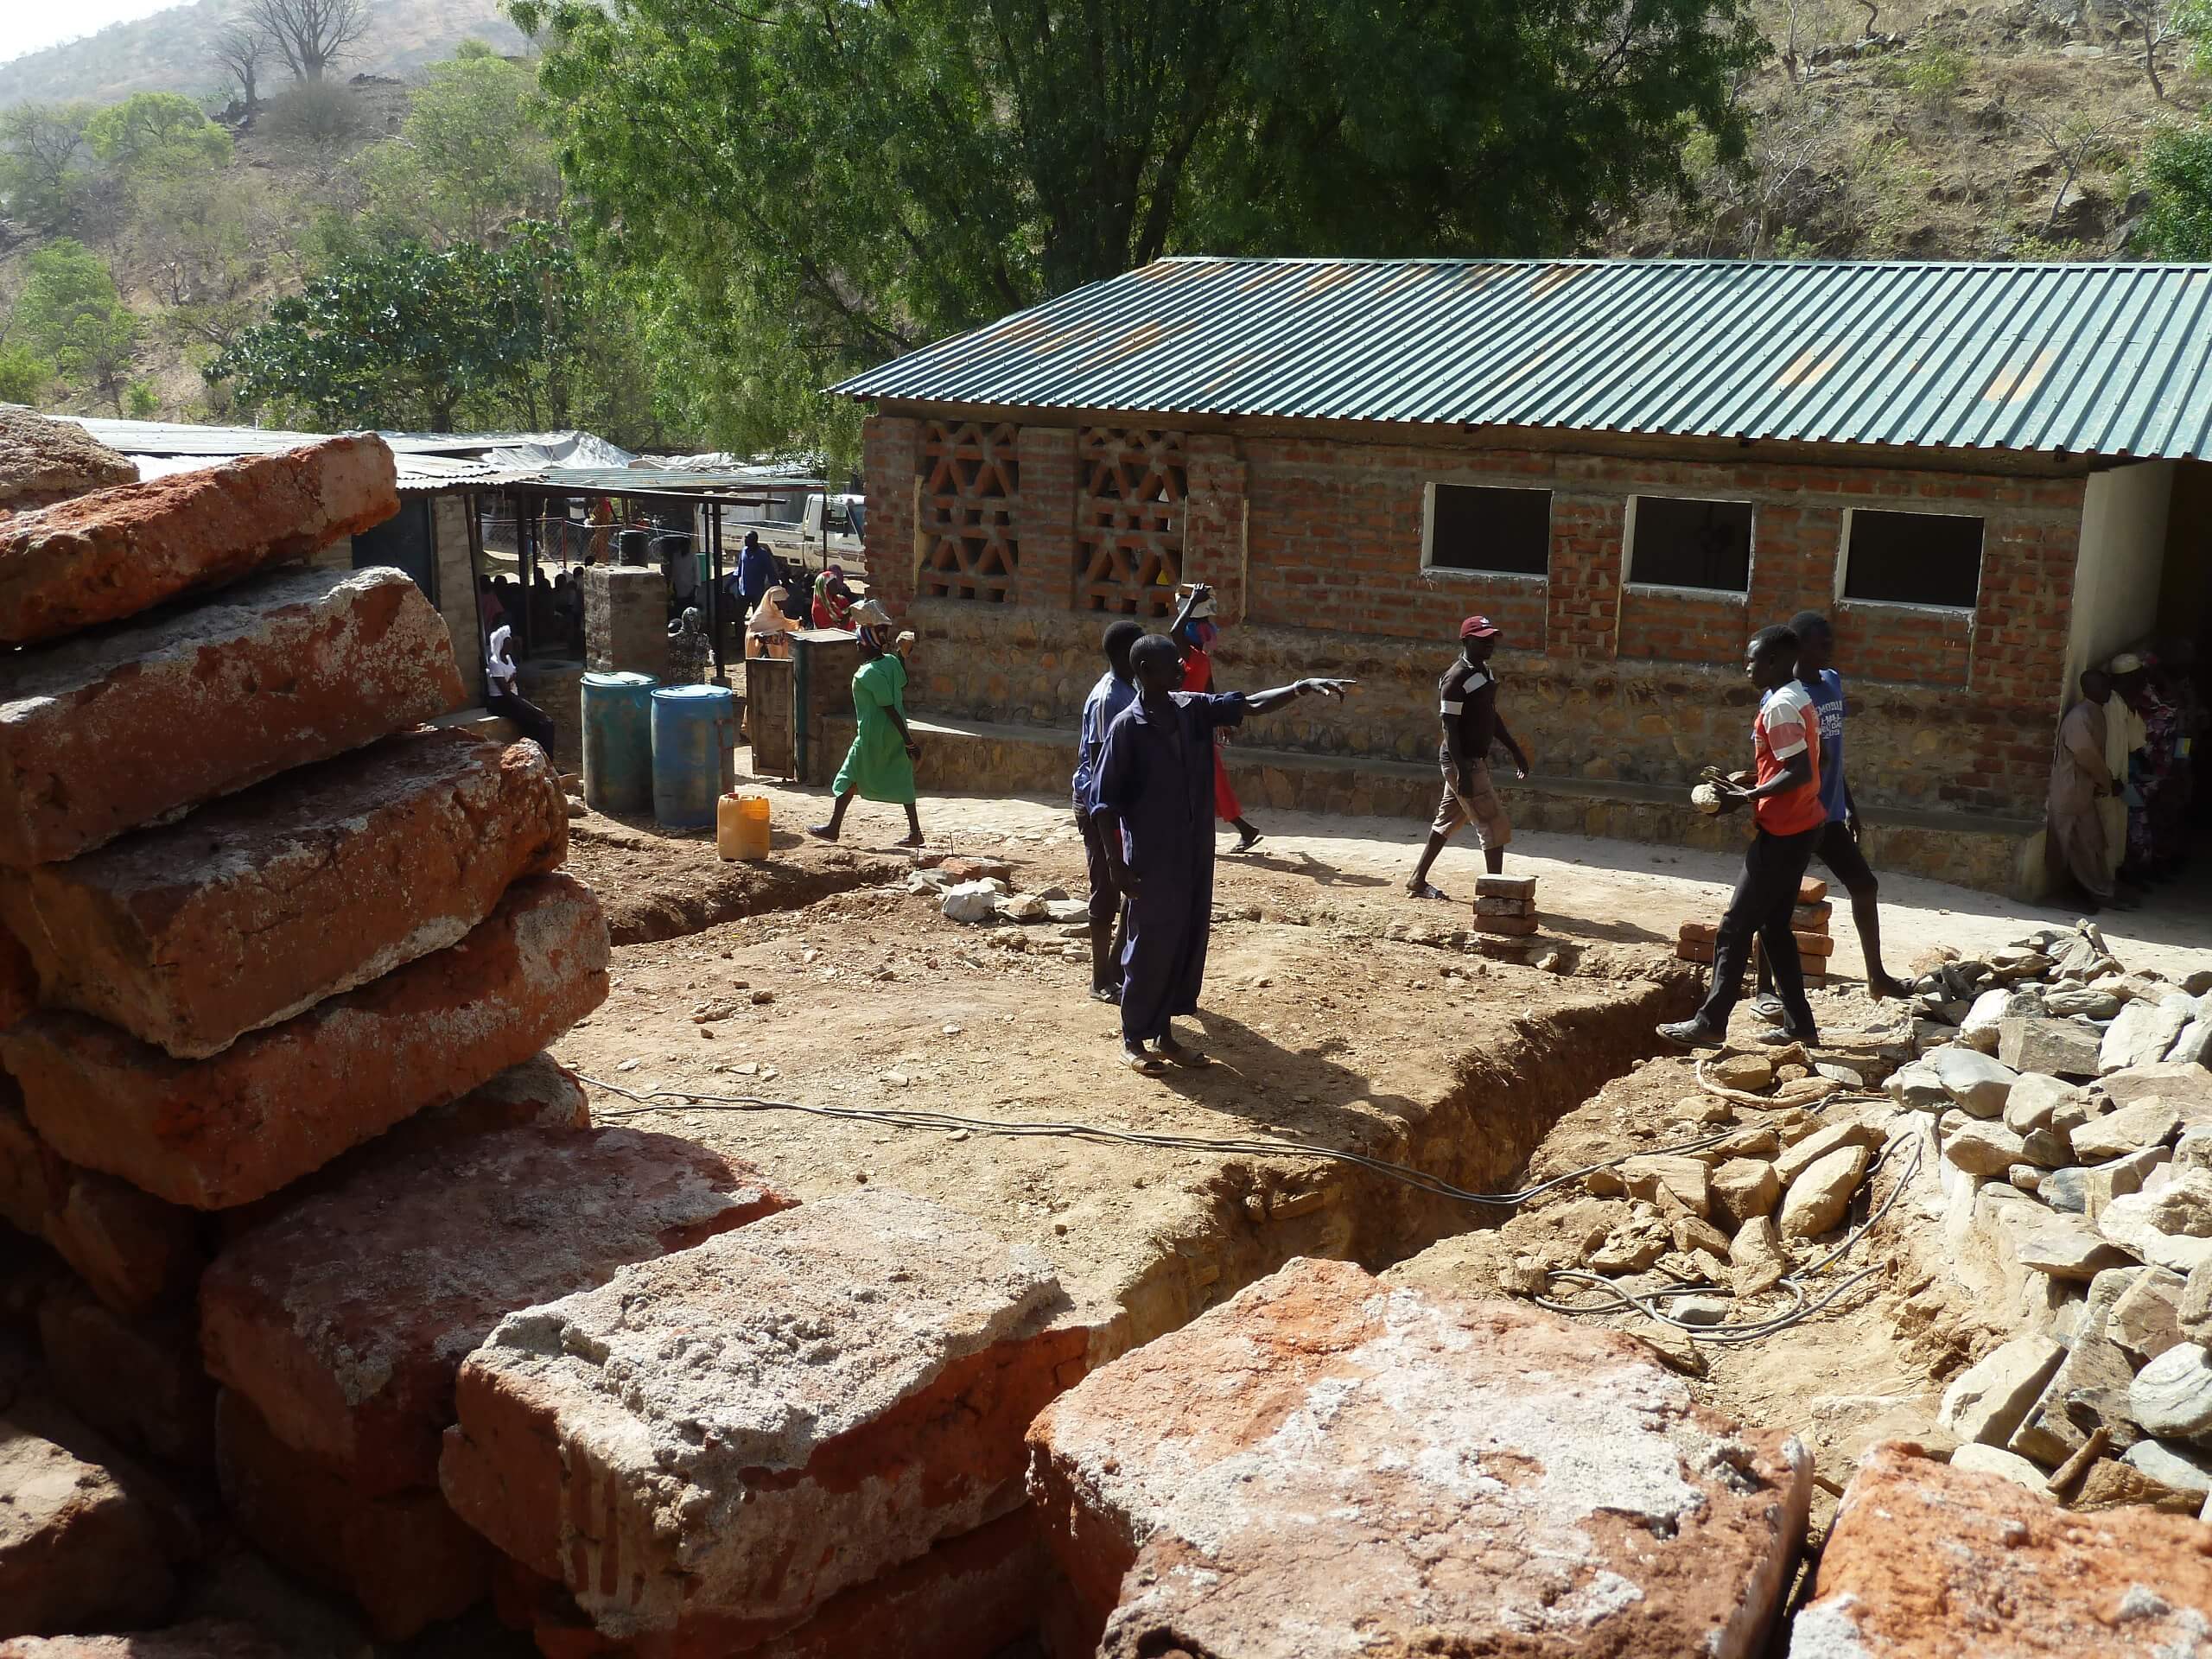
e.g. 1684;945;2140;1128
833;259;2212;895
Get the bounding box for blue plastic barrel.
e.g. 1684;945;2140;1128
651;683;738;830
581;671;657;815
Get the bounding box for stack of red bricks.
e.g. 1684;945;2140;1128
1677;878;1831;989
1471;873;1538;938
0;427;741;1648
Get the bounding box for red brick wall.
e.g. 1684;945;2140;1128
858;412;2090;817
1014;425;1076;610
1618;586;1750;664
860;414;918;613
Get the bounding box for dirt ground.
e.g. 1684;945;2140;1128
555;766;2209;1493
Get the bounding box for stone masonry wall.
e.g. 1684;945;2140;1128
862;417;2091;820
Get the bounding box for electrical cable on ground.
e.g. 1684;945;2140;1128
582;1039;1911;1344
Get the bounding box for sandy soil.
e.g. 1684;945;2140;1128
555;767;2208;1482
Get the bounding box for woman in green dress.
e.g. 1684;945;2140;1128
808;600;925;847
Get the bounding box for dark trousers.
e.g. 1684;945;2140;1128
1700;823;1823;1037
487;685;556;753
1077;807;1125;931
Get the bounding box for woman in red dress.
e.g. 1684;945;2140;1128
1173;585;1263;853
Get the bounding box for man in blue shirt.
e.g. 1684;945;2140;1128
1094;635;1346;1072
1073;620;1146;1003
1753;609;1910;1015
735;531;779;620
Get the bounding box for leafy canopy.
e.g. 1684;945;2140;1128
353;47;562;246
11;240;139;415
0;103;96;233
86;92;232;176
2137;120;2212;257
205;228;582;430
512;0;1764;455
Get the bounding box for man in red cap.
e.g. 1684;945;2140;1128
1407;614;1530;899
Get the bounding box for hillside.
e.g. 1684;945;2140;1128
0;0;524;106
1611;0;2206;257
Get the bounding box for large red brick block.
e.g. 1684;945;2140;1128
0;1088;202;1318
0;436;399;647
0;410;137;516
0;1402;193;1639
0;564;464;867
440;1191;1084;1642
519;1510;1053;1659
1791;1441;2212;1656
0;729;567;1058
37;1281;215;1471
202;1124;794;1496
1027;1257;1811;1659
224;1050;590;1232
4;874;608;1209
0;1622;287;1658
213;1389;488;1643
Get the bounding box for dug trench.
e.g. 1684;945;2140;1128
556;823;1700;1358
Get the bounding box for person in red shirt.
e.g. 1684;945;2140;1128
1660;624;1827;1050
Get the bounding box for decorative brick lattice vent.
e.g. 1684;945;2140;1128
1077;428;1185;615
918;422;1020;603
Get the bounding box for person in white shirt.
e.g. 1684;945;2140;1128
486;621;556;752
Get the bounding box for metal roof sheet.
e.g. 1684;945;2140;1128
830;257;2212;460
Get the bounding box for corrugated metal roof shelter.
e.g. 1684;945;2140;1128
832;257;2212;461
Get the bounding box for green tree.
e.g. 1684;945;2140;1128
86;92;232;177
2137;121;2212;257
206;230;581;429
126;168;272;349
510;0;1764;454
353;47;561;245
0;342;52;405
12;240;140;416
0;103;96;233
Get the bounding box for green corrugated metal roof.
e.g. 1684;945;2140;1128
831;257;2212;460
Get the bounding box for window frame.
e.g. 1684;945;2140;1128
1622;493;1757;598
1836;505;1986;613
1419;480;1554;581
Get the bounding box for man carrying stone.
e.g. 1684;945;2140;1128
1659;625;1826;1050
1751;610;1910;1015
1073;620;1146;1003
1407;614;1530;900
1094;635;1347;1072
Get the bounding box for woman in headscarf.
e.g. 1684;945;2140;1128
1172;584;1264;853
745;586;801;660
811;563;857;629
808;599;925;847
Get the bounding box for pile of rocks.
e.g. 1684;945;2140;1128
0;426;666;1647
1879;924;2212;1507
1516;1037;1906;1326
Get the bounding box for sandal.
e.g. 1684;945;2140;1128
1407;882;1448;901
1119;1048;1166;1075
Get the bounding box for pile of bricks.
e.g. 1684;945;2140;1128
1471;873;1538;937
1676;878;1831;990
0;421;715;1647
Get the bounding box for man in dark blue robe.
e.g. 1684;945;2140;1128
1093;629;1346;1072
